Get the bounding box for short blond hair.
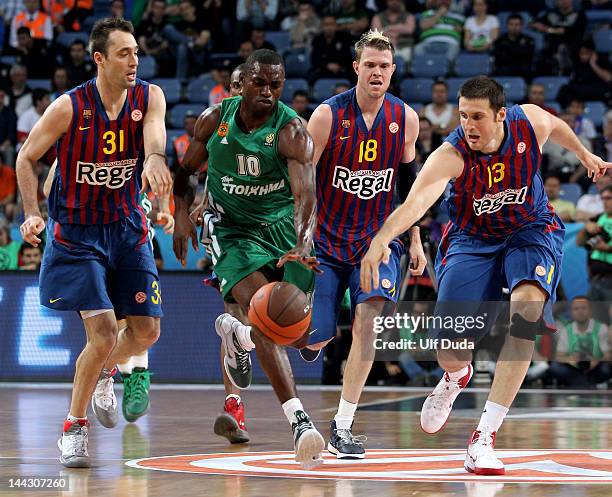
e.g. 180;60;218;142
355;29;395;61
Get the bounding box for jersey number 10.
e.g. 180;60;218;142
236;154;261;177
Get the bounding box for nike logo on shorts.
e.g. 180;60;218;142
49;298;62;303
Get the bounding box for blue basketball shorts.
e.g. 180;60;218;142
309;240;404;345
432;217;564;341
39;208;163;317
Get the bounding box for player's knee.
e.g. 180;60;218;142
508;313;539;341
90;325;119;356
132;319;160;347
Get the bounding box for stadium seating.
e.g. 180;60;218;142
165;129;184;156
393;56;406;79
265;31;291;53
138;56;157;81
185;75;217;104
593;29;612;53
151;78;181;105
28;79;53;91
313;78;350;103
168;103;202;129
532;76;568;101
497;77;527;102
281;78;309;103
445;77;467;101
411;54;449;78
455;53;491;77
544;101;561;114
400;78;433;104
56;32;89;48
560;183;582;204
585;10;612;31
284;52;310;78
584;101;606;128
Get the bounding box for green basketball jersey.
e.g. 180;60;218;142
206;96;298;226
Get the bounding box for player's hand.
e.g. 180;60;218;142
277;246;322;274
19;215;45;247
141;155;173;197
578;151;612;181
408;240;427;276
172;210;198;267
361;235;391;294
157;212;175;234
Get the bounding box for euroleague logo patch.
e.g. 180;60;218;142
131;109;142;122
535;265;547;277
135;292;147;304
517;141;526;154
126;449;612;483
388;122;399;134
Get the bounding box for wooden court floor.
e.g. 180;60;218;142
1;384;611;497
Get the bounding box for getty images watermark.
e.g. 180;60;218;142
372;311;488;352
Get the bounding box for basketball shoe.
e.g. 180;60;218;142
58;419;90;468
122;368;151;422
214;396;250;444
327;420;366;459
92;367;118;428
291;410;325;469
464;426;505;475
420;364;473;434
216;313;252;389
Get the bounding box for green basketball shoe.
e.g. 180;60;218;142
122;368;151;422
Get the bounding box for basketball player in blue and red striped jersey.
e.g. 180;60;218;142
362;76;611;475
304;30;424;459
16;17;172;468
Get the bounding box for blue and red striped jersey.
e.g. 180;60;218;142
315;88;406;263
442;105;553;239
49;78;149;225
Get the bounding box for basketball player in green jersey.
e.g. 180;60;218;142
43;163;173;426
173;49;325;468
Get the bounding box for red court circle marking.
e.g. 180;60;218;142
126;449;612;483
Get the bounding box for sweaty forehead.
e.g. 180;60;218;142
360;47;393;64
248;62;284;80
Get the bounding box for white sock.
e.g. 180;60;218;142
477;400;509;433
282;397;304;424
226;394;241;404
334;397;357;430
131;351;149;370
117;358;133;375
447;365;470;381
67;413;87;422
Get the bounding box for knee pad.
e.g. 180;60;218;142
509;313;539;341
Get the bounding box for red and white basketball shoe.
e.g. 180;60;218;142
464;427;505;475
214;396;250;444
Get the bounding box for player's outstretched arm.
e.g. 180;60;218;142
16;94;72;246
172;104;220;266
277;118;321;273
522;103;612;181
142;84;172;197
360;142;463;293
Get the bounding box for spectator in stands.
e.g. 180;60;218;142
41;0;72;32
208;65;232;105
333;82;351;95
62;0;93;32
531;0;587;75
594;113;612;163
173;111;196;168
1;1;25;28
309;15;353;84
544;174;576;222
280;0;320;51
413;0;464;64
526;83;558;116
0;161;18;222
577;185;612;309
290;89;311;121
136;0;173;77
237;39;254;62
236;0;278;36
567;99;597;147
7;64;32;118
493;13;535;78
0;221;20;270
463;0;498;53
18;241;43;270
576;174;611;222
200;0;234;51
10;26;53;79
65;39;94;86
0;88;17;168
416;116;441;165
109;0;124;18
542;112;592;185
419;80;459;140
250;28;276;51
163;0;211;81
548;296;611;387
371;0;416;63
51;67;70;100
9;0;52;48
17;88;49;147
334;0;370;40
557;40;612;108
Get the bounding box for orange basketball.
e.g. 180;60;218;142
248;282;312;346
